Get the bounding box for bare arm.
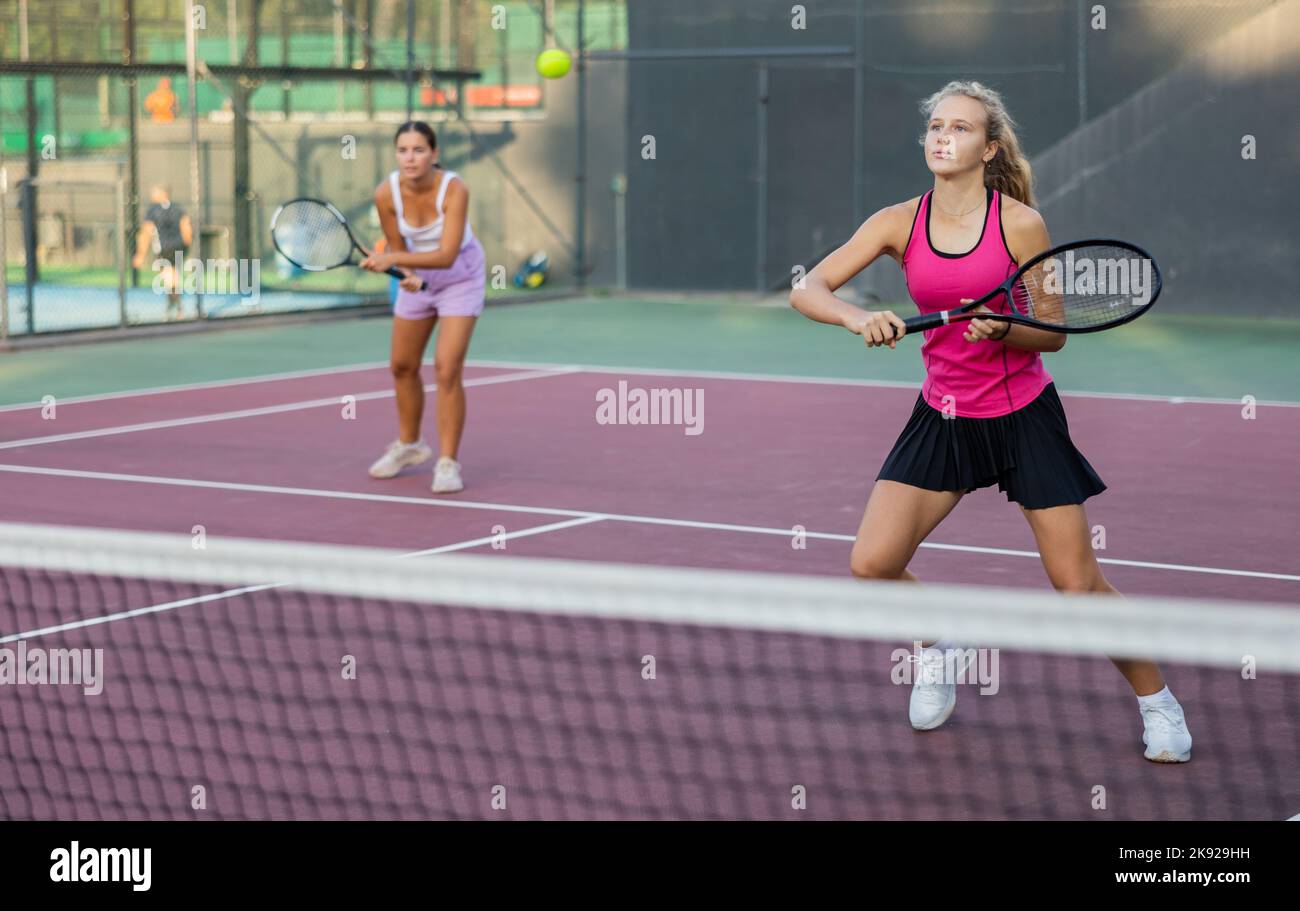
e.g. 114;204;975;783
790;204;910;348
132;221;156;268
179;214;193;247
373;183;408;255
369;183;428;290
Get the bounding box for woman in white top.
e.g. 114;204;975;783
361;121;487;493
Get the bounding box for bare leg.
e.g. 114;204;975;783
431;316;477;459
390;315;437;443
1021;503;1166;696
851;480;965;647
161;263;180;319
850;480;964;582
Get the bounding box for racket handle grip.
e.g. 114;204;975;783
387;267;428;291
896;312;945;336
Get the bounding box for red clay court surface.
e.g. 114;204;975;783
1;362;1297;819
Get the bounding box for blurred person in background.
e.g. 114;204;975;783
144;77;177;123
133;184;193;321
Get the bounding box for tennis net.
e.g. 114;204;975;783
1;522;1297;821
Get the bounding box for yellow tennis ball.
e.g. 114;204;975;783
536;49;571;79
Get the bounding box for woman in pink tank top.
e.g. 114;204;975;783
789;82;1191;763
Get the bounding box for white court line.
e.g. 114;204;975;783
0;360;393;413
0;367;579;450
0;583;281;644
403;515;605;557
470;359;1300;409
0;515;605;644
1;462;1296;583
4;355;1297;410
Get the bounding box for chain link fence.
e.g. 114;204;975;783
3;1;1290;335
610;0;1286;311
1;0;627;338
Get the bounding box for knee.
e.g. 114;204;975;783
849;550;907;581
433;360;463;389
390;359;421;380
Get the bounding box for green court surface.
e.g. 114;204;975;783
1;294;1297;406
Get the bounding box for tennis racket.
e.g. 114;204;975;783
893;239;1160;339
270;197;427;290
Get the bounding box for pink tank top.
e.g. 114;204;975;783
902;187;1052;418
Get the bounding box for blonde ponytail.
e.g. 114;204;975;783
918;80;1035;208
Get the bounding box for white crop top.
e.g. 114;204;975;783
388;168;475;253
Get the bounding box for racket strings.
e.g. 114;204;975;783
1014;244;1157;329
272;201;356;270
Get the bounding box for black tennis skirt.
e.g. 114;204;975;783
876;383;1106;509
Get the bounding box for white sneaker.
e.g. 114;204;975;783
908;643;977;731
1140;702;1192;763
431;456;464;494
368;440;433;479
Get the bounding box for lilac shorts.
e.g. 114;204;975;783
393;238;487;319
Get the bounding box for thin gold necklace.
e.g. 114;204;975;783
933;194;985;218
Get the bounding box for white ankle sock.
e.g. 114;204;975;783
1137;686;1177;709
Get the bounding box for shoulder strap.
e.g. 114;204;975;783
388;171;404;222
435;170;457;215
